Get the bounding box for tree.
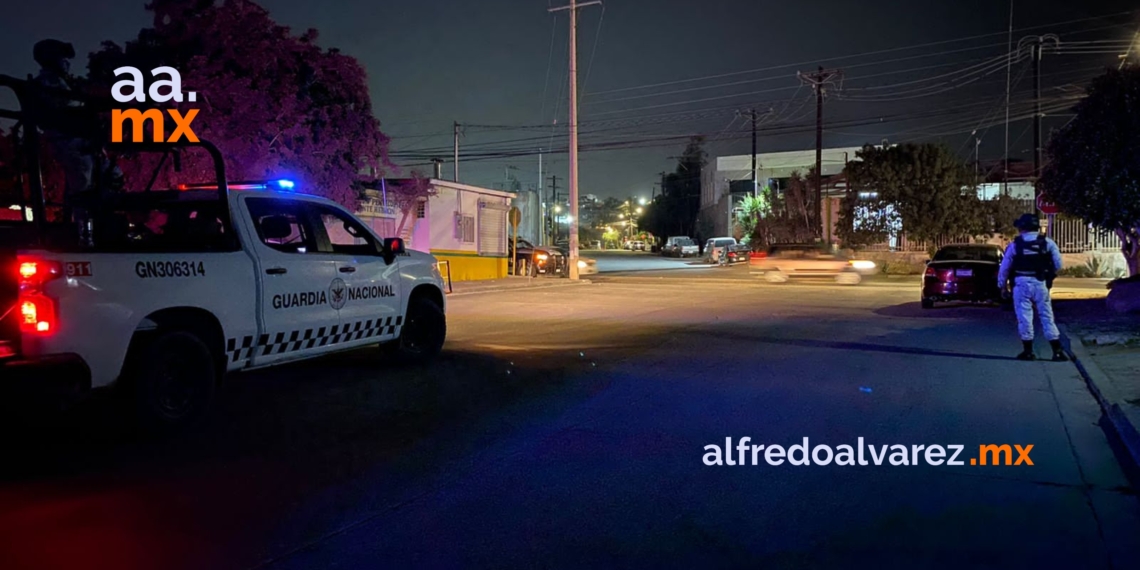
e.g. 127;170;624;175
644;136;705;238
839;143;984;253
1040;66;1140;276
751;170;817;247
85;0;392;208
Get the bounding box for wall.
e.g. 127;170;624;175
427;186;511;282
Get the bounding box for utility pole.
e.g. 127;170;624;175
537;150;544;245
453;121;460;181
798;66;842;245
749;108;758;197
549;175;559;244
974;136;981;188
550;0;602;280
1019;34;1058;236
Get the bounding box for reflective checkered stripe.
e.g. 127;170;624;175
226;316;403;366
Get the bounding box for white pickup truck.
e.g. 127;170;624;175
2;179;447;430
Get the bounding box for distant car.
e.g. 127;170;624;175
703;237;749;264
625;240;646;251
749;243;875;284
921;244;1005;309
511;238;566;277
662;236;699;257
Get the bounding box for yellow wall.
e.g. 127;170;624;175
431;250;509;282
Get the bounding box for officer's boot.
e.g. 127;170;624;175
1016;340;1036;361
1050;340;1069;362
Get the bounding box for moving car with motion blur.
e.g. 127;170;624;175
749;244;876;284
921;244;1006;309
552;239;598;276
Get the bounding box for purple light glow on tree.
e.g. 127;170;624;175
87;0;395;208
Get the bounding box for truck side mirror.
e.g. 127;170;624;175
382;237;405;264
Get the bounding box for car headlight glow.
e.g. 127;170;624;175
537;254;548;260
850;260;876;270
577;260;587;268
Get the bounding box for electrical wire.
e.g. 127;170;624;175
583;10;1135;97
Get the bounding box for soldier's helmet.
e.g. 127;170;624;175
33;39;75;69
1013;213;1040;231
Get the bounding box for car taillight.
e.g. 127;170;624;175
16;256;63;289
18;294;55;334
15;256;62;336
924;266;936;277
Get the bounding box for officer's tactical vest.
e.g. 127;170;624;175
1011;235;1055;282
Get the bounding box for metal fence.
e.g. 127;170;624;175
855;220;1120;254
1048;218;1121;253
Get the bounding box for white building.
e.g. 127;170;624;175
357;179;516;282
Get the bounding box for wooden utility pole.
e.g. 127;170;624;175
749;109;758;197
453;121;460;181
549;0;602;279
797;67;842;245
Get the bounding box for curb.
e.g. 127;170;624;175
1060;325;1140;472
447;279;593;297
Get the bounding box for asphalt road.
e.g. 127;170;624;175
0;267;1136;569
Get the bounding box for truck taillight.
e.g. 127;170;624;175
16;256;62;289
18;294;55;334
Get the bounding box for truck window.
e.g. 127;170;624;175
311;205;378;256
245;198;317;254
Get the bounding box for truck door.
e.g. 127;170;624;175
307;203;402;349
241;197;341;366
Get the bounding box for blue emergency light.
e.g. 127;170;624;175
275;179;295;190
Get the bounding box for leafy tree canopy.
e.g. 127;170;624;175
1040;65;1140;274
87;0;392;208
840;143;983;250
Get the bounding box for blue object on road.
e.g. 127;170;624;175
859;386;873;393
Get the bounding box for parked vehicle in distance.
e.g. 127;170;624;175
625;240;647;251
662;236;699;257
749;243;875;284
921;244;1006;309
703;237;749;264
511;238;566;277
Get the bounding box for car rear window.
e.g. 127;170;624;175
933;247;1000;262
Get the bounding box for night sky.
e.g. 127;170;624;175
1;0;1136;199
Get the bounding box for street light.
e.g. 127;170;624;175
619;213;624;219
554;205;562;213
638;197;647;205
636;207;643;214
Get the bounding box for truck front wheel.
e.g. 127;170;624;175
129;330;216;431
388;296;446;363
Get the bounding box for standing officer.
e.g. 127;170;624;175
997;214;1066;361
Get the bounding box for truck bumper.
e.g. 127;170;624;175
0;354;91;406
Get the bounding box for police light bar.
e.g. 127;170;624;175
176;179;296;191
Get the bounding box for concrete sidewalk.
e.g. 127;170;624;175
1056;297;1140;470
447;276;592;296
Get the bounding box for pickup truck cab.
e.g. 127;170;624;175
2;180;447;429
703;237;748;264
662;236;698;258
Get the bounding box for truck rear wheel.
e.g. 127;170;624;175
130;330;216;431
389;296;446;364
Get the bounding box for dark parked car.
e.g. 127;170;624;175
510;238;566;277
921;244;1006;309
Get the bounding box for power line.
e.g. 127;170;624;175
583;10;1134;97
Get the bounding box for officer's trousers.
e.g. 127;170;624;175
1013;276;1059;341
